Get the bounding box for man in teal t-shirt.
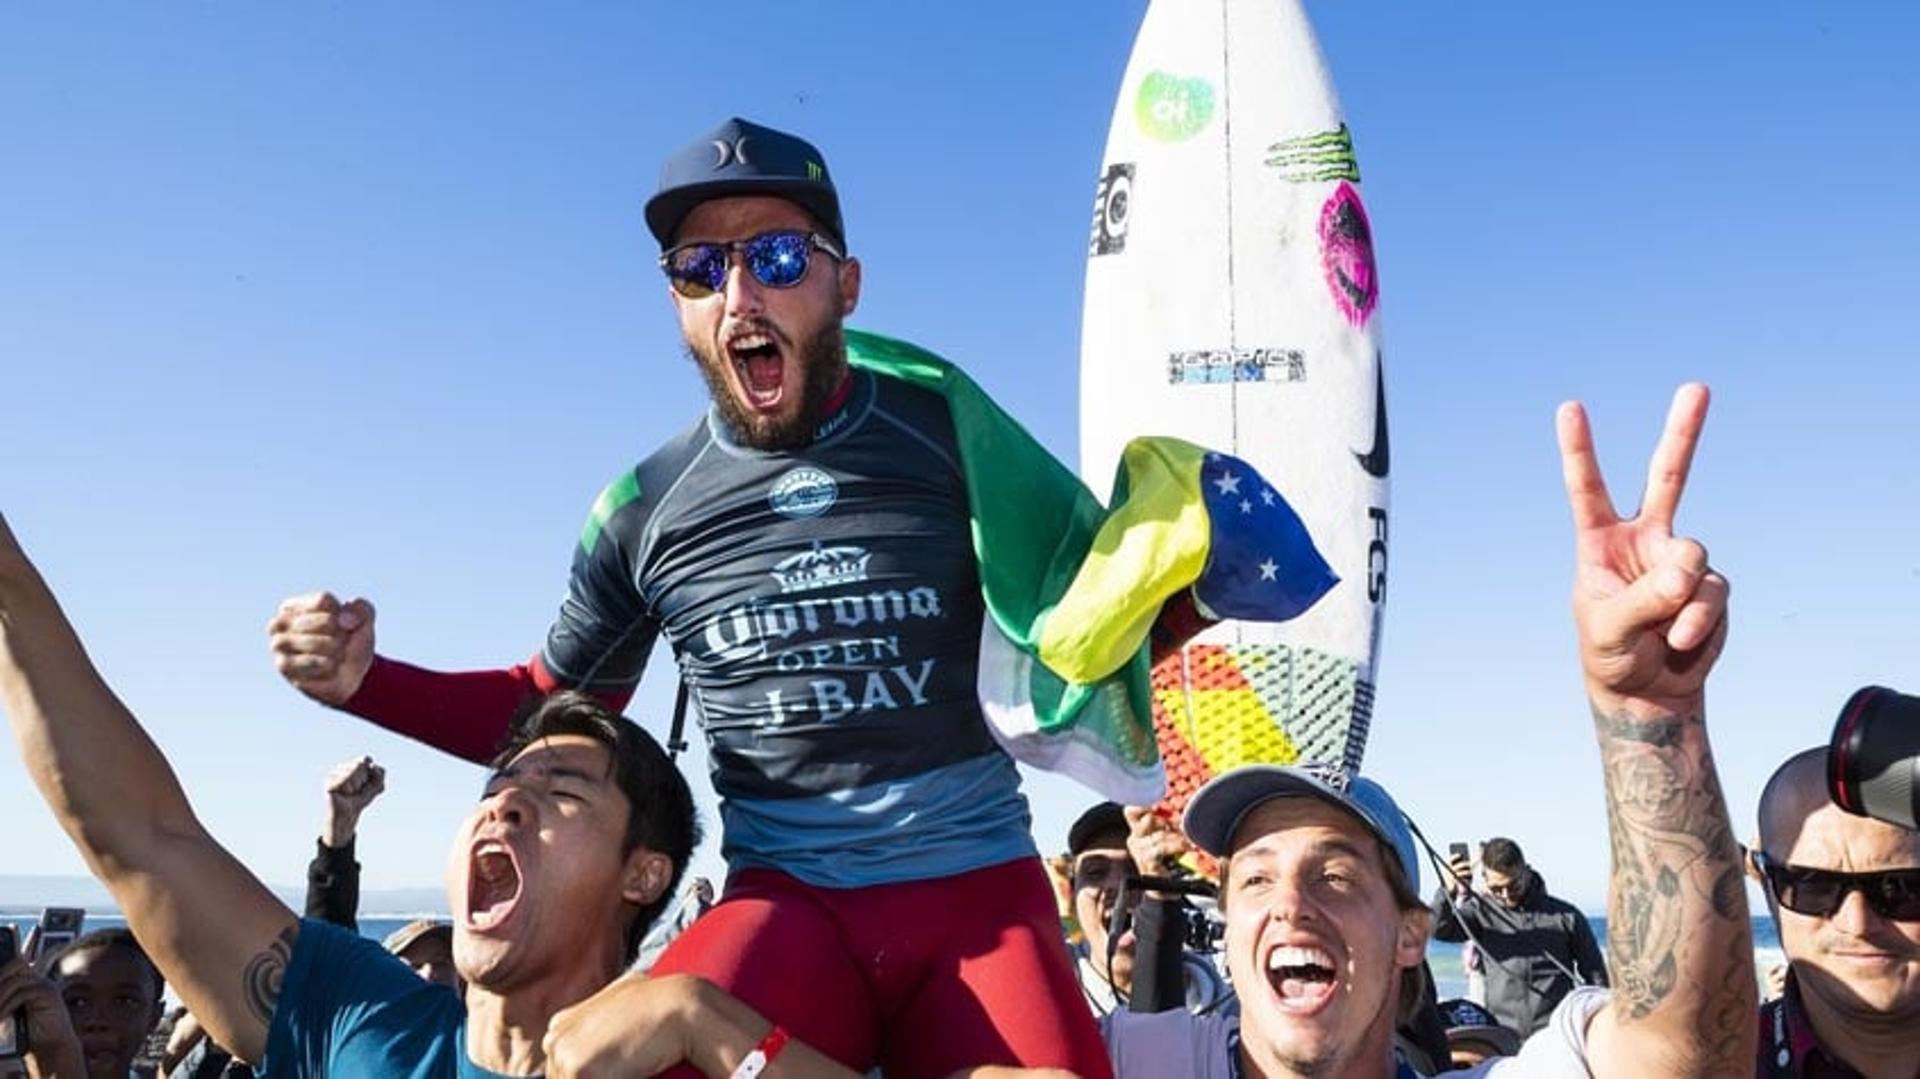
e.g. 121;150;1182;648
261;918;474;1077
0;513;869;1077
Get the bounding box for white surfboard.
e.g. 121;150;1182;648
1079;0;1387;809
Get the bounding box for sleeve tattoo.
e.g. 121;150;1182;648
1592;705;1749;1062
243;924;298;1027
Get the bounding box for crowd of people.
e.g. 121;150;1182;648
1;116;1915;1078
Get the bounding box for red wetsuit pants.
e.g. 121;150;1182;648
649;857;1112;1079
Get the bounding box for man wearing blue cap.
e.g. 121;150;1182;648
266;117;1112;1077
1105;385;1757;1077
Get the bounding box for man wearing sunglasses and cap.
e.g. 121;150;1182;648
1106;385;1758;1077
265;116;1111;1076
1750;747;1920;1077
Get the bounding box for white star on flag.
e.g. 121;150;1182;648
1212;471;1242;496
1258;559;1279;581
1261;489;1276;506
1239;499;1252;514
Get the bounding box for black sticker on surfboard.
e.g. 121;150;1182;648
1089;162;1134;257
1353;362;1388;478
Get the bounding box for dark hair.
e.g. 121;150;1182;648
46;928;166;1003
1481;837;1526;875
490;691;701;965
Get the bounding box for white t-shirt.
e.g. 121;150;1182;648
1465;988;1607;1077
1102;986;1609;1078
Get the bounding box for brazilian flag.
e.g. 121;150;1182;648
847;330;1336;804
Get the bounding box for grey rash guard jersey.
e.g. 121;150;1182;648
541;368;1035;886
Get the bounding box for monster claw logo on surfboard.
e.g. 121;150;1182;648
1080;0;1389;813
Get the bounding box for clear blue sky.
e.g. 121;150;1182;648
3;2;1916;914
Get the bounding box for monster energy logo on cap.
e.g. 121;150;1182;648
1265;123;1361;184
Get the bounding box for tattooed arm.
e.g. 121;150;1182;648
1586;704;1750;1074
0;515;296;1064
1555;387;1754;1077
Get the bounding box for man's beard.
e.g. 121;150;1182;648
687;319;848;452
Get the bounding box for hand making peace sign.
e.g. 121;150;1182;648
1558;384;1730;716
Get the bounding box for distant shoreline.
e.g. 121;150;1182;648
0;873;448;919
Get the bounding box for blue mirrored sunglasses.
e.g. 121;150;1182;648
659;229;843;298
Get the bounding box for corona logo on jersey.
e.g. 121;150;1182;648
771;544;873;594
699;586;946;665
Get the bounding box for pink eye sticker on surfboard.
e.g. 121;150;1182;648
1319;181;1379;328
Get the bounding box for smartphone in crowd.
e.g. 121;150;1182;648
0;924;25;1059
1448;841;1470;864
26;907;84;965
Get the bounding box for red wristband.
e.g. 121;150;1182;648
729;1024;790;1079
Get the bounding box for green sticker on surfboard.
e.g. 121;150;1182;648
1134;71;1216;142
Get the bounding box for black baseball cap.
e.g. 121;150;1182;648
1435;998;1523;1057
644;117;845;250
1067;802;1130;857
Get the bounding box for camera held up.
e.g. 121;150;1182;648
1828;685;1920;831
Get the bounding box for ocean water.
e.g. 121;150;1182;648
1425;915;1785;1000
0;913;444;962
7;912;1786;1004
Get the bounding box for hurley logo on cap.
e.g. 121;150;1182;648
712;136;753;169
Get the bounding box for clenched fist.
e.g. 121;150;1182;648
321;755;386;847
268;591;376;706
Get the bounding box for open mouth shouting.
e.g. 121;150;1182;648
725;323;791;412
464;837;524;933
1266;942;1340;1013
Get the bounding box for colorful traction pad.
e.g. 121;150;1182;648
1150;643;1372;818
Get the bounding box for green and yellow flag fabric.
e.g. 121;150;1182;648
847;330;1336;804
